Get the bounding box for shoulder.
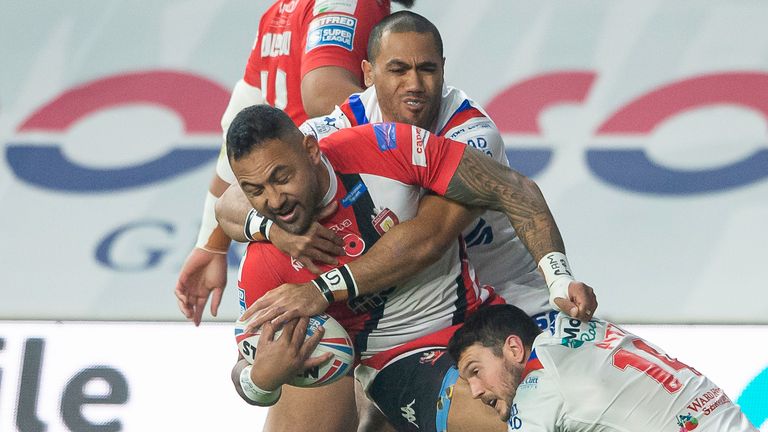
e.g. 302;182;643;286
437;86;506;162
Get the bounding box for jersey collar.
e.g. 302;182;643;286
319;154;337;207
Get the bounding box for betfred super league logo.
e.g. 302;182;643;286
676;413;699;431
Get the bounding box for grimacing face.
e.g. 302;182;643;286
457;343;523;422
363;30;444;131
230;136;323;235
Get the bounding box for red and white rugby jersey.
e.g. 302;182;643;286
242;0;390;124
300;85;549;316
510;313;757;431
238;122;493;358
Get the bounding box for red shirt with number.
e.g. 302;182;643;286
243;0;390;124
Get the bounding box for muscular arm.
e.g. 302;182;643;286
301;66;364;117
215;184;253;243
444;146;564;262
347;194;481;295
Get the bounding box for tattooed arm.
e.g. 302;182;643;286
445;146;596;320
444;147;564;262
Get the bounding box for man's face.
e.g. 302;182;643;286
457;343;522;422
364;30;444;131
230;137;322;235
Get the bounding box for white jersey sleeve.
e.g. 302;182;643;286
516;314;759;432
216;79;265;184
298;106;353;140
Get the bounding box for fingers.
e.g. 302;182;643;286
280;318;299;344
317;200;338;220
260;321;277;343
193;296;207;326
290;316;310;347
304;352;333;369
314;224;345;248
301;247;340;267
303;323;324;351
553;297;579;319
300;257;323;275
210;287;224;318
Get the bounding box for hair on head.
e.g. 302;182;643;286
367;10;443;62
226;104;298;161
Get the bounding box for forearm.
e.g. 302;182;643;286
444;147;565;262
342;195;479;297
215;184;261;243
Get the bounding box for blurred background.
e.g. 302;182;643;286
1;0;766;429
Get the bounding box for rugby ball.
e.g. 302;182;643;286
234;313;355;388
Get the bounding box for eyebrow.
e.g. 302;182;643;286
240;165;290;190
385;59;438;69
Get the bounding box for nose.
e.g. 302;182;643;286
467;378;484;399
404;69;425;92
265;185;286;211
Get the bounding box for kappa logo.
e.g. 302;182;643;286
401;399;418;428
372;208;399;235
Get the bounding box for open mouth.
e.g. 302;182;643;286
273;204;298;223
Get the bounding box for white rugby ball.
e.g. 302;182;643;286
234;313;355;388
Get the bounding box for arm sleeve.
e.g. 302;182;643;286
299;1;389;80
298;104;353;140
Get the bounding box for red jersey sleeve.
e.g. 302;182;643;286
299;0;390;81
321;122;467;195
238;243;286;308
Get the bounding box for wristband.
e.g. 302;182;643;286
311;265;358;304
244;208;273;242
239;365;281;406
538;252;575;311
195;191;229;254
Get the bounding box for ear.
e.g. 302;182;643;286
303;134;322;164
362;60;374;87
502;334;526;365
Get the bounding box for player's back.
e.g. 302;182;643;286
514;314;757;431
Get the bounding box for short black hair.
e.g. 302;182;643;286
226;104;299;161
367;10;443;63
448;305;542;362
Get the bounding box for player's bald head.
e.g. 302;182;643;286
226;104;303;161
367;11;443;63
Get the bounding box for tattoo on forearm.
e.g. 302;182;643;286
445;147;565;260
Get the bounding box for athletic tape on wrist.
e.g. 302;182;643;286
239;365;281;406
195;191;228;254
538;252;575;311
314;265;358;303
244;208;273;241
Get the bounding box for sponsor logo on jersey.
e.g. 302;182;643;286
508;403;523;429
260;31;291;58
341;181;367;207
304;116;340;138
238;288;247;314
400;398;418;427
306;15;357;52
686;386;733;416
676;413;699;431
279;0;299;13
372;207;399;235
560;318;597;348
328;218;352;233
411;126;429;166
313;0;357;15
519;375;539;390
373;122;397;151
418;350;446;366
